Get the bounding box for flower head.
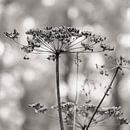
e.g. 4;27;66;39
4;26;113;60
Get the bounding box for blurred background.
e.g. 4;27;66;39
0;0;130;130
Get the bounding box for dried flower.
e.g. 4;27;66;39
4;26;112;61
28;103;48;114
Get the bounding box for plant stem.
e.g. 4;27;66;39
85;67;119;130
73;53;79;130
56;53;64;130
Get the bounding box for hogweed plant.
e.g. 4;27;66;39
4;26;129;130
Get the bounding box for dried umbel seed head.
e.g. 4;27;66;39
50;102;129;129
4;26;112;61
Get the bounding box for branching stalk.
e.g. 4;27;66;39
56;53;64;130
85;67;119;130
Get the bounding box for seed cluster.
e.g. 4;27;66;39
29;102;129;128
4;26;113;61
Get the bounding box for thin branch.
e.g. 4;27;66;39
65;37;86;49
85;67;119;130
62;37;83;50
40;45;54;52
91;115;111;126
37;35;56;52
33;48;53;53
62;50;104;54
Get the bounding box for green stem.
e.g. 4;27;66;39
56;53;64;130
85;67;119;130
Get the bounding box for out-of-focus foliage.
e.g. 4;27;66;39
0;0;130;130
